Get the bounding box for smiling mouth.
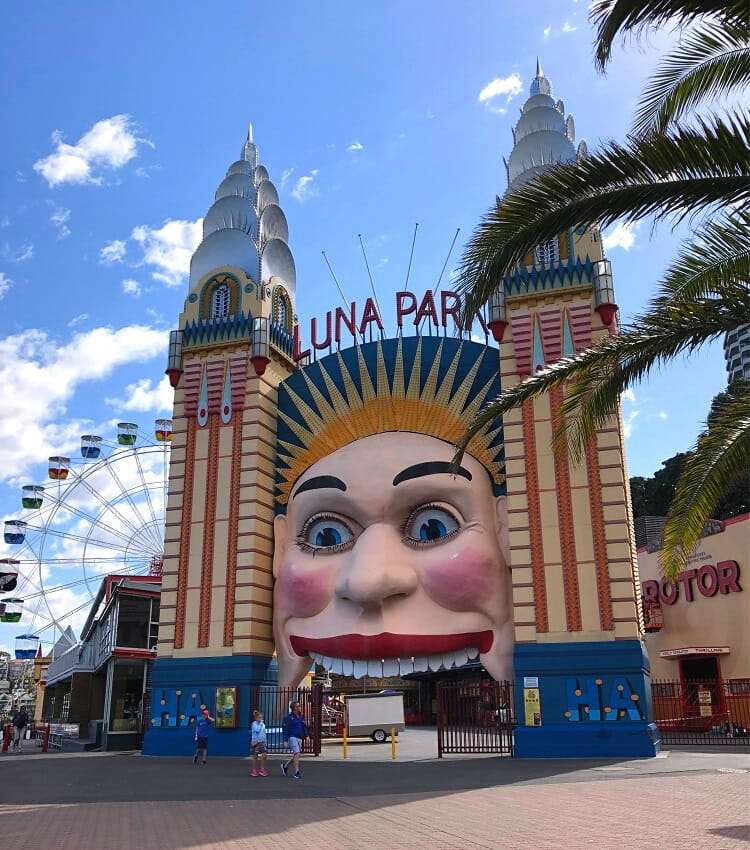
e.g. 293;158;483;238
289;631;492;677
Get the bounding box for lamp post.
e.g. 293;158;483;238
251;317;270;376
487;287;508;343
593;260;618;328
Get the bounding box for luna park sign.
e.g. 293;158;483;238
292;289;492;361
642;560;742;606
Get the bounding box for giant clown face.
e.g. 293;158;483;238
273;431;512;688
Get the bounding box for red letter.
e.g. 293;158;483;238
659;578;678;605
415;290;439;328
335;303;357;344
396;291;417;328
441;291;462;330
678;569;696;602
358;297;384;336
293;324;310;362
474;311;489;336
717;560;742;594
696;564;719;597
641;580;659;603
311;313;332;350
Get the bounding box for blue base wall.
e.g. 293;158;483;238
513;640;660;759
142;654;277;757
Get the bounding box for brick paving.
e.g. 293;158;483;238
1;749;748;849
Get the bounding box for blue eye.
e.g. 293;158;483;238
405;506;460;544
302;516;354;550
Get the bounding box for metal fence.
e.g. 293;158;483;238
651;679;750;747
251;684;323;756
436;679;514;757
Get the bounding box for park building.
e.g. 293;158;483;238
638;513;749;738
42;574;161;751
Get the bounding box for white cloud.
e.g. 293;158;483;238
122;278;142;297
66;313;88;328
33;115;152;188
623;408;639;439
100;239;127;264
562;21;577;33
4;242;34;263
291;170;319;203
0;324;167;482
478;73;523;106
49;204;71;240
105;375;174;413
280;167;294;190
0;217;9;228
0;272;11;299
130;218;203;287
621;389;636;403
603;221;640;252
347;141;364;152
658;411;668;421
543;26;552;37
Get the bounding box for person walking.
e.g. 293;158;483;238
281;700;309;780
250;709;268;777
193;709;214;765
11;707;29;751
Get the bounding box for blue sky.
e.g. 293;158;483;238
0;1;726;651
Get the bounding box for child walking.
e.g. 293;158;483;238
193;709;214;765
250;709;268;777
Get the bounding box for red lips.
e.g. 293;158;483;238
290;631;493;659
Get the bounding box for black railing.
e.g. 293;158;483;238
436;679;514;757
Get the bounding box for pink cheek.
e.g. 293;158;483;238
420;544;497;612
276;561;333;618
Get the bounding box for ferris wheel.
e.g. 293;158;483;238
1;420;172;656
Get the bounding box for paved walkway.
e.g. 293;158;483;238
1;740;748;849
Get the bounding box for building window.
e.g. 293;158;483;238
652;682;675;698
211;283;230;318
534;237;559;266
116;596;152;649
60;691;71;721
109;659;145;733
729;679;750;696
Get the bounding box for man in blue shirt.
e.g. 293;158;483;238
281;700;309;779
193;709;214;765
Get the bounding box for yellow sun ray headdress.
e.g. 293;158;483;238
275;335;505;506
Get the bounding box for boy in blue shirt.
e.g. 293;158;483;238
250;709;268;776
281;700;309;780
193;709;214;765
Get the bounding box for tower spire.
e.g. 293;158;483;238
536;56;543;78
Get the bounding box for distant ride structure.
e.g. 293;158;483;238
0;421;171;654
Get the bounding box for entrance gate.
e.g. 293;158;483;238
251;684;323;756
436;679;514;757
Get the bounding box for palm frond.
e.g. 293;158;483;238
590;0;749;72
660;388;750;578
657;210;750;300
634;22;750;133
457;113;750;318
453;289;750;467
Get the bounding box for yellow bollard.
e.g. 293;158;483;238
391;727;396;761
342;727;348;760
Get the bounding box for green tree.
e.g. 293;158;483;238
456;0;750;579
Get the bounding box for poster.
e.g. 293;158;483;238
523;687;542;726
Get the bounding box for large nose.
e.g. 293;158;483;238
334;523;418;611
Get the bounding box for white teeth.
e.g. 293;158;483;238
353;660;368;678
467;646;479;660
399;658;414;675
310;652;324;665
367;659;383;677
452;648;470;668
428;654;444;672
322;655;334;670
341;658;354;676
328;658;344;675
382;659;399;677
443;653;456;670
413;656;429;672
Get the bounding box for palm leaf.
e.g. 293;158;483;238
457;113;750;319
657;210;750;300
590;0;749;71
661;387;750;578
453;288;750;467
633;21;750;133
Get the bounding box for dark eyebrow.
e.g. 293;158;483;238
292;475;347;499
393;461;472;486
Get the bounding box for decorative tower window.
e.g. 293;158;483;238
211;283;231;319
534;237;559;266
273;287;292;332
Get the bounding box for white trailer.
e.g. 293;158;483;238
344;692;405;743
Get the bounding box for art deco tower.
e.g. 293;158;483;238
493;64;658;757
144;127;298;755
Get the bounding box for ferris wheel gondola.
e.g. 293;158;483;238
0;420;171;652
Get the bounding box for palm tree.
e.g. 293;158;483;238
456;0;750;579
